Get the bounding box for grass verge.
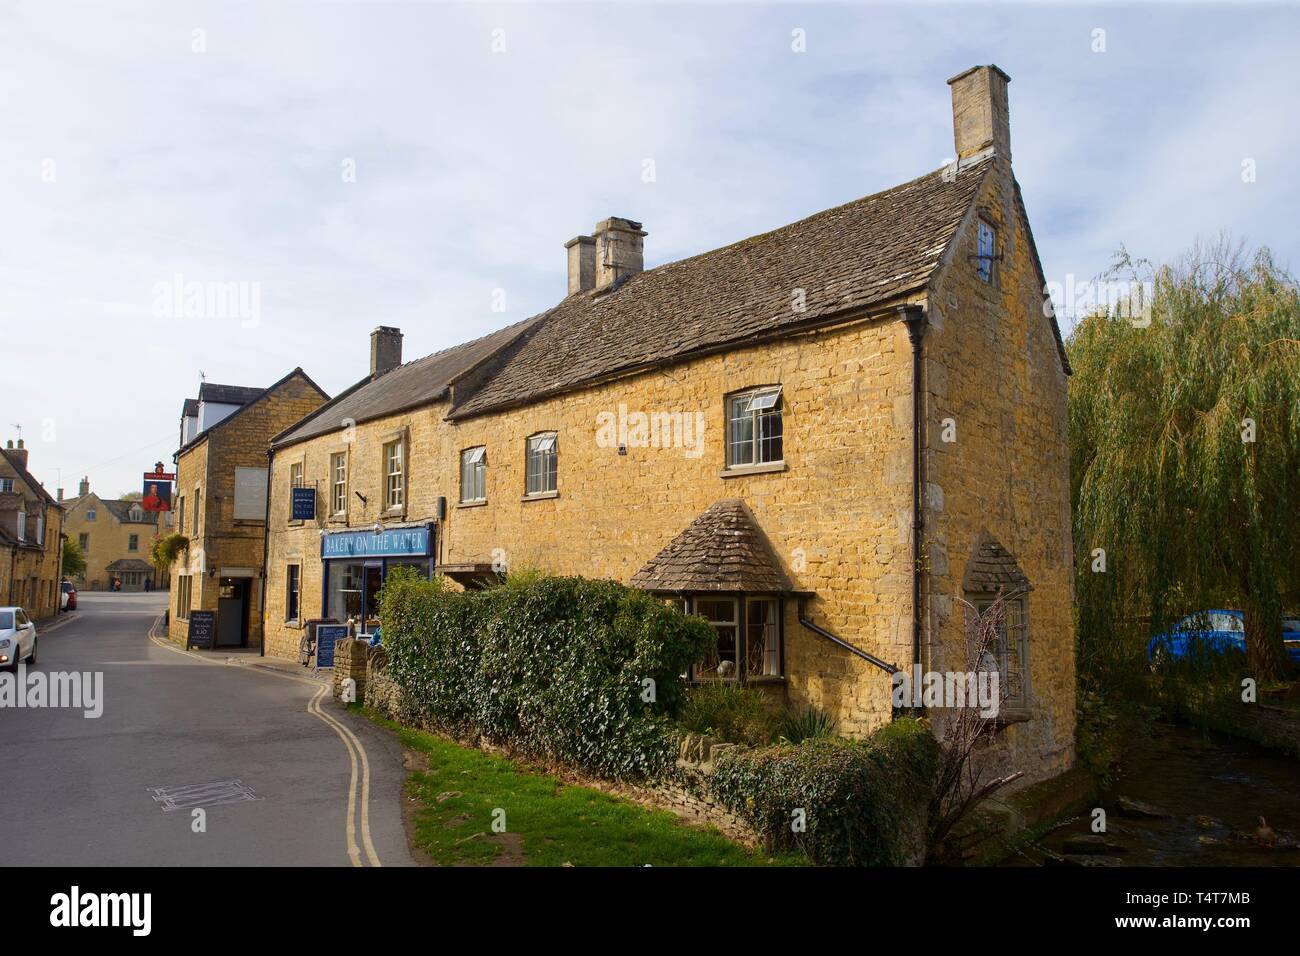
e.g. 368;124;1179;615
357;707;800;867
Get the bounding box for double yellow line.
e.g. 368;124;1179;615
148;615;381;867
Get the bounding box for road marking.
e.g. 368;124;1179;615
146;614;380;866
150;779;260;812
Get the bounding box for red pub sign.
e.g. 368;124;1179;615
142;461;176;512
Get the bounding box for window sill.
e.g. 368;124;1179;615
521;491;559;502
457;500;488;509
285;619;302;630
746;675;787;685
989;709;1032;727
720;461;787;478
327;515;348;525
383;508;407;519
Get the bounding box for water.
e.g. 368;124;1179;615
1013;721;1300;866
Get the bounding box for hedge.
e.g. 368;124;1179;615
709;717;941;866
379;569;715;780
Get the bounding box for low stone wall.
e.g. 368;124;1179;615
646;733;759;844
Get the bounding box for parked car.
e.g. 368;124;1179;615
60;580;77;611
1148;609;1300;664
0;607;38;669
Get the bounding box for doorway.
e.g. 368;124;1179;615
216;577;250;647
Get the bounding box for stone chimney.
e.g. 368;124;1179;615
6;438;28;469
565;235;596;295
947;65;1011;162
79;476;90;497
593;217;647;292
57;487;63;501
370;326;403;377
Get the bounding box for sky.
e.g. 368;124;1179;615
2;1;1297;500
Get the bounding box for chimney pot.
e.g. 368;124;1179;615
79;477;89;497
565;235;596;295
947;65;1011;162
370;326;403;378
593;217;647;292
57;488;63;501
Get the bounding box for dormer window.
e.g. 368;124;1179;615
976;220;997;283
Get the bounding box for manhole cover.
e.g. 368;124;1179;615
149;779;260;812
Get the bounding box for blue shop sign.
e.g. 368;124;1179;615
291;486;316;521
321;525;432;560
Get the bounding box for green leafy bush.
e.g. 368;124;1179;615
379;568;715;780
777;705;837;744
150;533;188;571
677;682;779;746
710;717;940;866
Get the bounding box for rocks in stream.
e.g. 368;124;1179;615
1061;834;1128;855
1116;796;1168;819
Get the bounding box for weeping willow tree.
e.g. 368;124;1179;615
1069;239;1300;685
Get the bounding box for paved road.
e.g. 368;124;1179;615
0;593;414;866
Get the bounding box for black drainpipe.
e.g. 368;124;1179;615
900;305;927;694
258;446;274;657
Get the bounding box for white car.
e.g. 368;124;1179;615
0;607;38;670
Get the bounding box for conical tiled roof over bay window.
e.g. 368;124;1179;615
631;499;793;594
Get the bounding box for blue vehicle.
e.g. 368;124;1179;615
1148;610;1300;664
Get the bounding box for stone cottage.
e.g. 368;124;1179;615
262;65;1075;786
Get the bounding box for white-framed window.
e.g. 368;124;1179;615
78;533;89;552
974;597;1029;710
976;219;997;283
176;575;193;620
525;433;557;496
0;478;12;493
726;386;783;468
330;453;347;515
286;564;301;623
16;510;26;541
36;513;44;543
86;506;96;521
384;439;405;510
460;447;487;503
129;505;143;521
128;534;139;552
289;461;304;489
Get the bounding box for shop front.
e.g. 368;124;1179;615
320;524;434;632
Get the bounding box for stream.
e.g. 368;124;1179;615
1010;721;1300;866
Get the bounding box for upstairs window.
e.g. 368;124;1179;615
128;534;139;552
36;513;44;542
86;507;96;521
525;433;557;496
330;453;347;516
16;510;27;541
384;439;405;510
0;478;13;493
460;447;487;503
192;486;200;535
727;386;783;468
976;220;997;283
79;533;89;552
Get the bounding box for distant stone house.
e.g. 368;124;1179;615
1;439;66;619
164;370;329;649
262;65;1075;787
61;478;169;591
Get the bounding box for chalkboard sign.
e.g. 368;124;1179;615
315;624;348;669
186;610;216;650
291;486;316;521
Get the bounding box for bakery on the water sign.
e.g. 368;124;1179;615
320;525;432;559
